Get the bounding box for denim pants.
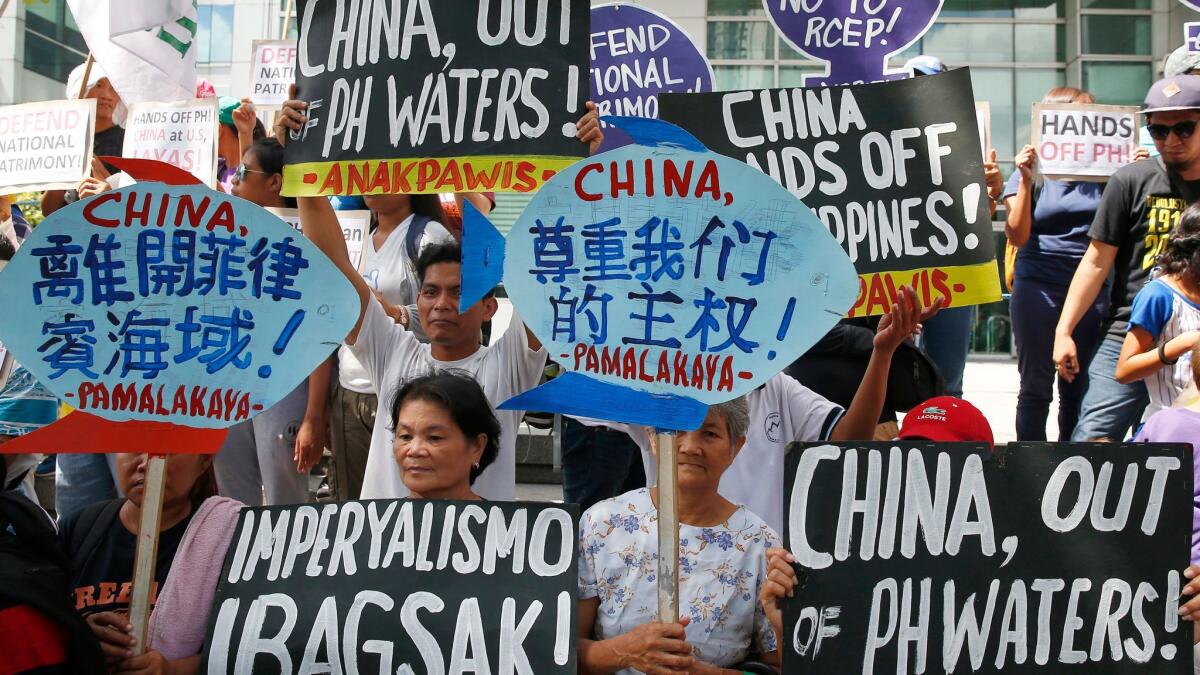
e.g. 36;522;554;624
55;453;120;523
920;306;975;398
561;417;645;516
1011;276;1107;441
1070;336;1149;442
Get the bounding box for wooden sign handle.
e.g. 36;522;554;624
128;454;167;655
656;432;679;623
76;53;95;100
280;0;295;40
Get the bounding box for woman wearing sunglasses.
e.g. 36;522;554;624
211;137;316;508
1004;87;1150;443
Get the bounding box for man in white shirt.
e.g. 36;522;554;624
298;195;547;499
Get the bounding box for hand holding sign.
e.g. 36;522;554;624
765;0;944;86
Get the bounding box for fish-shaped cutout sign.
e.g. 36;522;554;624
0;162;359;433
462;117;858;431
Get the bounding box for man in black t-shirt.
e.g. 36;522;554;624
1054;76;1200;441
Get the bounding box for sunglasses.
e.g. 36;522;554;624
1145;121;1198;142
234;164;271;181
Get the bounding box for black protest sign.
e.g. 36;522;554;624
283;0;590;197
202;499;579;674
783;441;1193;674
659;69;1001;318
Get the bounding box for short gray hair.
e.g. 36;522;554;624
711;397;749;441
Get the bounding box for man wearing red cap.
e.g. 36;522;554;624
897;396;994;446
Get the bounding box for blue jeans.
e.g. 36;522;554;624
55;453;120;523
1011;276;1107;441
1070;336;1149;442
920;306;975;398
561;417;645;516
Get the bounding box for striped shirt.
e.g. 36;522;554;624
1128;278;1200;420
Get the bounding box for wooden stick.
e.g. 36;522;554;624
0;0;13;20
76;53;95;99
280;0;295;40
128;454;168;656
656;432;679;623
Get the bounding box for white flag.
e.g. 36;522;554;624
67;0;197;105
108;0;196;38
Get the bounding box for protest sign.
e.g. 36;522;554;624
1032;103;1140;181
0;181;359;430
267;207;371;272
1186;23;1200;52
123;98;220;187
0;99;96;193
783;441;1194;674
764;0;944;86
590;3;713;120
659;69;1001;317
282;0;590;197
977;101;991;160
486;117;858;430
250;40;298;108
202;499;579;674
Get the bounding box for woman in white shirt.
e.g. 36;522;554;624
577;399;782;674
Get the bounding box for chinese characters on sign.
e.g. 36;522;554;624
0;184;359;428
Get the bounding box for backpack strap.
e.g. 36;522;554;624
405;214;432;263
68;498;123;564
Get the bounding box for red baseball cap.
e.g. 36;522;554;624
898;396;994;447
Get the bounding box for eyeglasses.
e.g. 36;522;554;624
1145;121;1198;142
234;164;270;181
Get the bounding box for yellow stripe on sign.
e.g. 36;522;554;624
281;155;583;197
846;261;1002;318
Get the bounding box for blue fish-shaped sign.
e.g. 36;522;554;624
463;117;858;431
0;182;359;429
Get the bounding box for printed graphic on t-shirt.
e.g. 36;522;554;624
1142;195;1187;270
73;580;161;615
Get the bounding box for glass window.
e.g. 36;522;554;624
1082;0;1150;8
1082;62;1152;106
713;65;775;91
778;65;825;87
197;4;234;64
922;23;1015;63
1014;68;1065;153
1082;14;1151;55
707;0;766;16
25;0;87;83
1014;23;1064;63
707;21;774;60
942;0;1064;18
969;68;1015;167
23;31;85;83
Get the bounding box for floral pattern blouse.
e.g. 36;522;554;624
578;488;781;674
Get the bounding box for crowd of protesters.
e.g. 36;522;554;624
2;28;1200;675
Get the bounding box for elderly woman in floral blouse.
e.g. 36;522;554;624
577;398;781;674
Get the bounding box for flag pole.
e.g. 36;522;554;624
0;0;13;20
77;53;95;99
280;0;294;40
656;431;679;623
127;454;168;655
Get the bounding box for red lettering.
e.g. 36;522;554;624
174;194;211;228
138;385;155;414
347;162;371;194
695;160;721;201
112;383;137;411
717;357;734;392
573;343;588;371
236;393;251;421
602;346;620;375
585;346;599;372
704;355;720;391
663;160;691;197
512;161;537;193
172;387;188;416
672;352;689;387
207;390;223;419
655;352;670;383
125;191;152;227
932;268;952;304
622;349;637;381
463;161;501;191
637;349;653;383
96;582;117;606
416;160;440;191
691;355;704;390
319;165;343;192
436;160;464;193
82;191;121;227
208;201;235;233
77;382;95;408
644;159;655;197
190;387;208;417
575;163;603;202
611;160;635;199
155;385;169;416
391;161;415;193
223;389;239;421
368;161;390;193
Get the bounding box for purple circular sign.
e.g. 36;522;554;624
764;0;944;86
1183;0;1200;12
590;3;714;121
